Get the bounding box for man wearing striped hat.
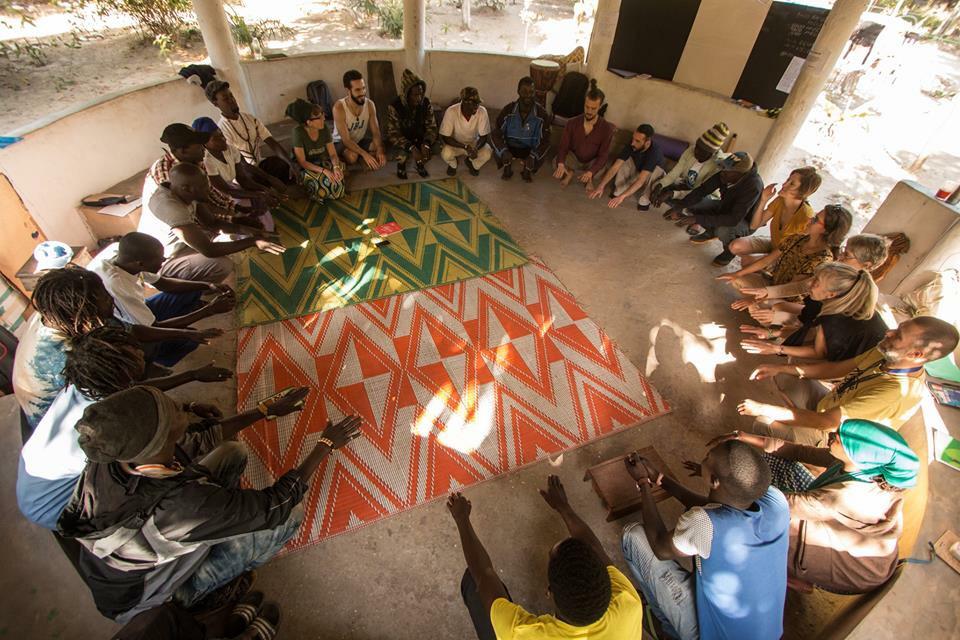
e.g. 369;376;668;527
651;122;730;210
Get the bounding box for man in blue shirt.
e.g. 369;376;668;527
620;440;789;640
589;124;664;210
491;77;551;182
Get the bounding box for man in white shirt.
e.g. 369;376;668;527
439;86;492;177
87;232;236;366
206;80;298;184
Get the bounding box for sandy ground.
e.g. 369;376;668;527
0;0;593;133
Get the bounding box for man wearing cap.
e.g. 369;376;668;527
57;385;363;623
440;87;492;177
141;123;261;230
651;122;730;208
675;151;765;266
588;124;664;209
139;163;285;283
206;80;298;183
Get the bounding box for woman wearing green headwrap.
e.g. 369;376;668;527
704;419;919;594
286;98;345;203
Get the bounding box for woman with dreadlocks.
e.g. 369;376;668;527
12;266;116;430
17;325;233;530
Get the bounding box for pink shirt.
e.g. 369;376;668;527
556;115;616;175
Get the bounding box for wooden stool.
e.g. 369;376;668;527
583;447;674;521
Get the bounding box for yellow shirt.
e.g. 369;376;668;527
817;347;926;429
768;198;815;245
489;567;644;639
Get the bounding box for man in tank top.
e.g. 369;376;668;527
332;69;386;172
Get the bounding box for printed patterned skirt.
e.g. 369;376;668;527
301;169;345;203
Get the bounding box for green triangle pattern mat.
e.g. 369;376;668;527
236;177;529;326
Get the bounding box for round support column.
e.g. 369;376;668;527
755;0;870;176
193;0;257;114
404;0;426;74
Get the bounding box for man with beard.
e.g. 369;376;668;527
491;76;551;182
385;68;439;180
553;80;615;192
333;69;387;172
439;86;492;177
207;80;298;183
588;123;664;209
738;316;959;446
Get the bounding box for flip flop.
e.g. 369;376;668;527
226;591;264;636
247;602;281;640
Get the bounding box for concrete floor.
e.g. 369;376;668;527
2;158;959;639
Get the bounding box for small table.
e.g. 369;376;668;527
583;447;674;521
15;245;92;292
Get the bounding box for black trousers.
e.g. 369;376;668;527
461;569;512;640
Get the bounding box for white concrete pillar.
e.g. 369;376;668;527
404;0;426;74
755;0;870;177
193;0;257;114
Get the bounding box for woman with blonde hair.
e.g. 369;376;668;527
729;166;822;266
734;233;890;327
741;262;888;362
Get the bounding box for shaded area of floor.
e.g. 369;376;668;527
1;158;958;639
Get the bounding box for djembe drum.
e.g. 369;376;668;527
529;59;561;107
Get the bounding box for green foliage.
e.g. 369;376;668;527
227;10;294;52
347;0;403;38
92;0;194;39
0;31;85;67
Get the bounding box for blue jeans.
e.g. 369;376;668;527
172;443;303;608
144;291;203;367
622;522;700;640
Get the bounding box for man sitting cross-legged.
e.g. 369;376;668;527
439;86;493;177
333;69;387;173
654;122;730;213
491;76;551;183
450;475;644;639
385;68;439;180
17;325;233;530
740;316;959;446
553;79;616;192
588;123;664;209
621;444;789;640
57;385;363;623
138;163;285;284
88;232;236;367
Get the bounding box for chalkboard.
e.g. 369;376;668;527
733;2;829;110
606;0;702;81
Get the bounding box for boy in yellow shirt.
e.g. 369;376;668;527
448;475;644;639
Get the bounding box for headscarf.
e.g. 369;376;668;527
807;419;919;490
76;386;179;463
191;116;219;134
285;98;316;125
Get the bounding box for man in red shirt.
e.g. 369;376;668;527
553;80;616;192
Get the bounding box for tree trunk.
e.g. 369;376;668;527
461;0;471;30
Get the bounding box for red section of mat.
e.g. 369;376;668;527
236;258;669;551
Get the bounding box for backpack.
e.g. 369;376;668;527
307;80;334;120
552;72;590;119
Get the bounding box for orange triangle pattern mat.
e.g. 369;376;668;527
236;258;669;551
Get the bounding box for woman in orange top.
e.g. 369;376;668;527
730;166;822;266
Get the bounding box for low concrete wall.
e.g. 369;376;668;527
863;180;960;298
0;78;218;247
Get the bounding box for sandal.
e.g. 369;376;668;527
226;591;264;636
520;168;533;183
247;601;281;640
501;165;513;180
465;158;479;176
415;161;429;178
686;224;706;236
396;164;408;180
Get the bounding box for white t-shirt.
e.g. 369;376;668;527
218;113;272;165
204;145;243;185
140;186;199;259
672;505;716;559
12;313;68;428
439;103;491;146
86;243;162;326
